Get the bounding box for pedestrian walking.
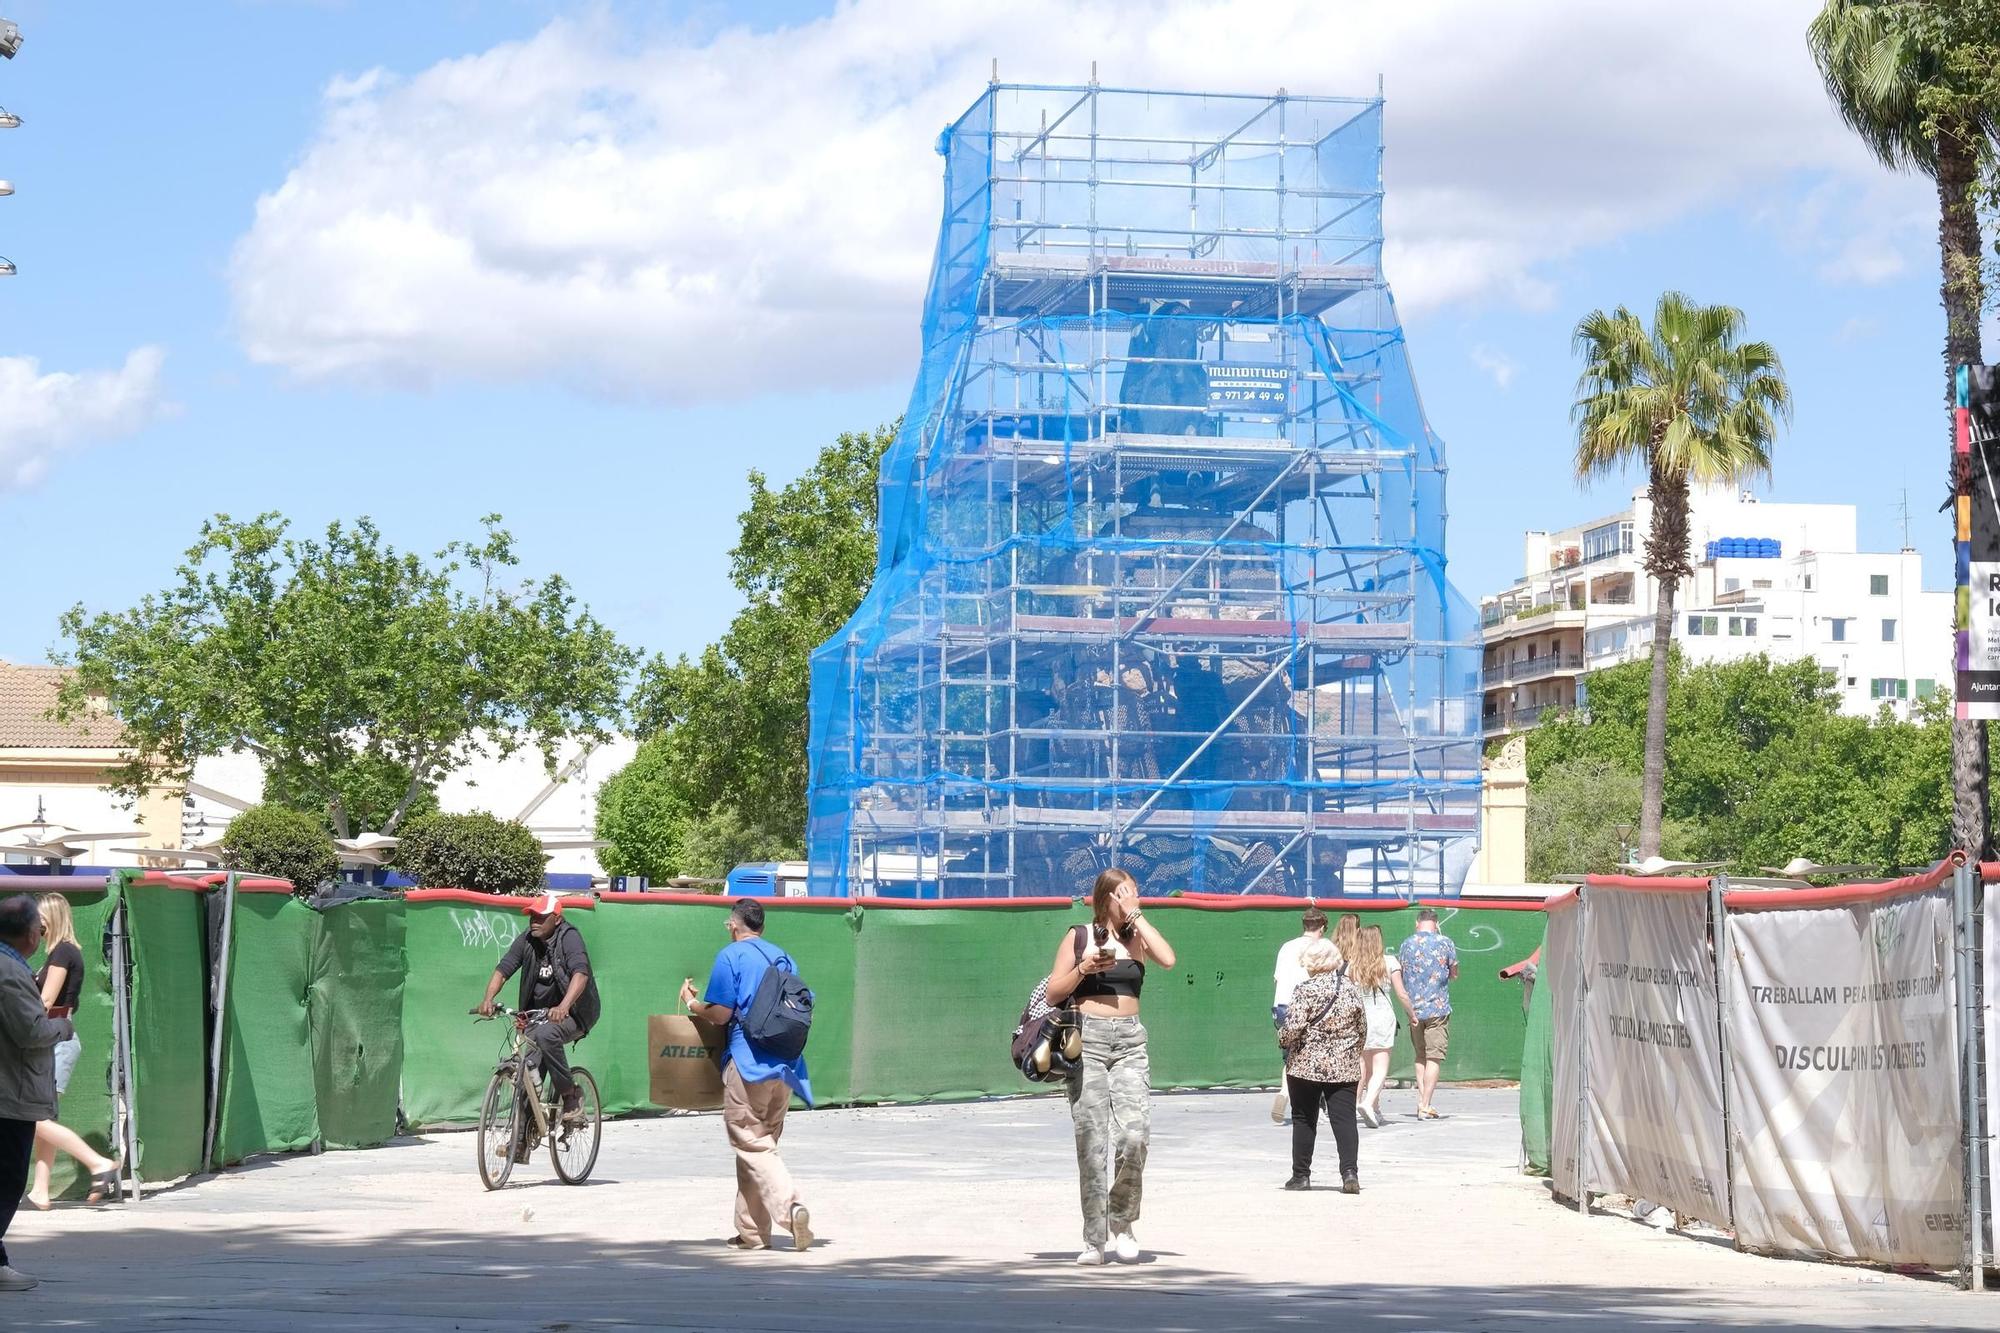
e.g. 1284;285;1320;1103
679;899;815;1253
1268;906;1327;1124
1347;924;1409;1127
1277;938;1366;1193
1043;867;1177;1266
26;895;120;1209
1331;911;1361;962
0;894;77;1292
1396;908;1459;1120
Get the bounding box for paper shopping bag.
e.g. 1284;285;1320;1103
648;1013;727;1110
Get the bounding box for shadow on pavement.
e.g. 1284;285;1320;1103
12;1224;1993;1332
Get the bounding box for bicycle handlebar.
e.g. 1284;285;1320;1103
469;1004;548;1022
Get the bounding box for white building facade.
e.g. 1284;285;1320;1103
1479;483;1952;735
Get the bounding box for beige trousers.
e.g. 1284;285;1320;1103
722;1063;802;1245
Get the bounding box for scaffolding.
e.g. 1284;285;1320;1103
806;82;1481;898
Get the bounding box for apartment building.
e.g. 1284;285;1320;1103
1479;482;1952;736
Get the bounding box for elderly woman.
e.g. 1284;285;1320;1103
1277;937;1367;1193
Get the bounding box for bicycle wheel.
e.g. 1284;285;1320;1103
550;1067;602;1184
476;1067;524;1191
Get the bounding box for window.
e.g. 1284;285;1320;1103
1828;618;1848;642
1727;616;1758;637
1870;574;1889;596
1581;520;1636;563
1870;678;1909;701
1915;679;1938;700
1686;615;1719;637
1881;619;1896;642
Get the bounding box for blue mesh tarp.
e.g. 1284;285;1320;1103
808;85;1481;898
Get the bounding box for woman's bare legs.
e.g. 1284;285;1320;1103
27;1120;116;1206
1360;1049;1391;1119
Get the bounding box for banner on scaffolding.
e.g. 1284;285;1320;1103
1958;364;2000;719
1578;885;1729;1227
1724;889;1963;1267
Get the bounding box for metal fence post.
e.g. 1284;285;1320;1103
201;872;238;1174
1573;884;1592;1217
1955;858;1985;1291
107;896;140;1202
1710;873;1739;1241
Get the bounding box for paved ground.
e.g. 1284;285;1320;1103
5;1088;1992;1330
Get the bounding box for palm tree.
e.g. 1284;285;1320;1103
1810;0;2000;857
1573;294;1791;858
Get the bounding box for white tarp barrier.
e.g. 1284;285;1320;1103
1725;888;1962;1267
1986;876;1997;1261
1544;890;1586;1204
1580;885;1729;1226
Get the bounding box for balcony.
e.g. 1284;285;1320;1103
1481;652;1587;687
1482;702;1561;737
1482;605;1588;643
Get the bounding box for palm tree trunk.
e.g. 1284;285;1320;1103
1938;126;1990;858
1639;468;1688;860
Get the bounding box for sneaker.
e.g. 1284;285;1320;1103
1342;1173;1361;1194
1110;1231;1140;1263
725;1235;768;1251
1270;1092;1288;1124
1283;1172;1311;1191
790;1204;815;1253
1075;1245;1106;1266
0;1266;38;1292
1358;1105;1380;1129
1417;1105;1440;1120
560;1089;584;1124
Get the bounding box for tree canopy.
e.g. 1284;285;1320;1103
601;423;894;879
58;514;633;839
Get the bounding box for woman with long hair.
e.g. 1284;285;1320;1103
1043;867;1177;1266
1348;924;1402;1127
1277;938;1367;1192
1331;912;1361;966
26;895;118;1209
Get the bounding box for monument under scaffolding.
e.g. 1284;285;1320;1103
806;82;1481;897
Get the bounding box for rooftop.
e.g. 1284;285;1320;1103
0;661;126;750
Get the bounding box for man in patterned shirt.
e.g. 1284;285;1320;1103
1396;908;1458;1120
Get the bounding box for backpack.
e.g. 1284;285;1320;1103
1010;927;1087;1083
741;942;814;1061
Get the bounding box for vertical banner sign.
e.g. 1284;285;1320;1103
1724;891;1962;1267
1958;365;2000;718
1543;891;1587;1204
1580;886;1730;1227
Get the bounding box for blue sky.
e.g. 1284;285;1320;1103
0;0;1978;671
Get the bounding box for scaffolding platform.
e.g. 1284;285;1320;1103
807;84;1481;898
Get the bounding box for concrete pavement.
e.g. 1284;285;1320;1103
5;1088;1992;1330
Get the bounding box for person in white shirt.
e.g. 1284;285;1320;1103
1269;907;1328;1124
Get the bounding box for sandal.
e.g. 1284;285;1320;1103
86;1160;123;1204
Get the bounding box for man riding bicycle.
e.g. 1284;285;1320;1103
477;892;600;1132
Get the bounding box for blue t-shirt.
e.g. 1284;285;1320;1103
703;937;813;1106
1397;930;1458;1020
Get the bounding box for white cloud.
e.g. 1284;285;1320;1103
231;0;1889;402
0;347;171;490
1470;344;1518;390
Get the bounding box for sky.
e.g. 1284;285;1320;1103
0;0;1989;672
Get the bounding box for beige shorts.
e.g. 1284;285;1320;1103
1411;1015;1450;1063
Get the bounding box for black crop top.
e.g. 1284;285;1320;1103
1069;925;1145;1001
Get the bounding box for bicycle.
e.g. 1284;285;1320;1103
468;1004;603;1191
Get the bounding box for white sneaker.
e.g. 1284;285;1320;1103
790;1204;815;1252
1075;1245;1106;1266
1110;1231;1140;1263
1270;1092;1288;1123
0;1266;38;1292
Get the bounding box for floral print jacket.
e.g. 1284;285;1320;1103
1278;972;1366;1084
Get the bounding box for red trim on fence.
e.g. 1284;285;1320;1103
403;888;598;911
1980;860;2000;884
1415;897;1551;912
597;891;854;908
1172;892;1412;910
129;873;216;892
232;878;298;895
1723;853;1964;911
1499;947;1541;979
1543;886;1580;910
1582;875;1712;892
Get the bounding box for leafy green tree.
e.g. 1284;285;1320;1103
604;424;893;876
262;752;438;837
1572;295;1791;857
1810;0;2000;856
393;811;547;894
220;803;339;896
1526;757;1698;881
57;514;634;839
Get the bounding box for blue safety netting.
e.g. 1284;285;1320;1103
807;84;1481;898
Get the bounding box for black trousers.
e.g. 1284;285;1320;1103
1287;1075;1358;1179
526;1016;584;1096
0;1116;35;1268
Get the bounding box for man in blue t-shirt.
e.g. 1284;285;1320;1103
679;899;815;1252
1396;908;1459;1121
